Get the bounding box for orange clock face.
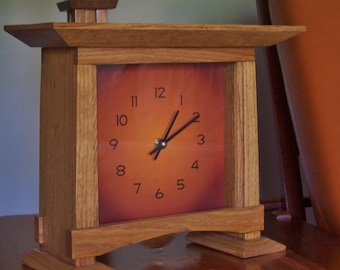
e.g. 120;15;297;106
97;63;225;224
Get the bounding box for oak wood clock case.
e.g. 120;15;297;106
4;1;305;269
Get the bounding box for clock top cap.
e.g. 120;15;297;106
57;0;119;23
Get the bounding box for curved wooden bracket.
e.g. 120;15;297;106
70;206;264;259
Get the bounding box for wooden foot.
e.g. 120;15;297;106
186;232;286;258
23;250;114;270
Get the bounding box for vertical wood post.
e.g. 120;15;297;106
225;60;260;240
39;48;99;266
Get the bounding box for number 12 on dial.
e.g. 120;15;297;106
97;63;225;224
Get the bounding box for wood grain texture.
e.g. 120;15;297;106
76;47;255;65
23;250;114;270
84;9;96;23
39;48;77;264
3;215;333;270
4;23;305;48
70;206;264;259
96;10;108;23
187;232;285;258
224;61;259;208
34;216;44;244
75;64;98;230
58;9;108;23
39;48;98;266
224;61;260;242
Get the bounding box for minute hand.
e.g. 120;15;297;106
165;113;200;143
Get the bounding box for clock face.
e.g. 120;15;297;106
97;63;225;224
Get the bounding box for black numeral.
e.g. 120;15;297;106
197;134;205;145
116;165;126;176
134;183;141;194
155;87;166;98
155;188;164;199
131;96;138;107
191;160;199;170
116;114;128;126
177;179;185;190
109;139;119;150
193;112;200;122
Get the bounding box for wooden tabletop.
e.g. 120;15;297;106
1;212;339;270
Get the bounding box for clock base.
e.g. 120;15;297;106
187;231;286;258
22;250;114;270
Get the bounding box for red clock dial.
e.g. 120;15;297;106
97;63;225;224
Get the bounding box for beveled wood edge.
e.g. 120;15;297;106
70;205;264;259
4;23;306;48
187;232;286;258
5;22;306;32
23;249;114;270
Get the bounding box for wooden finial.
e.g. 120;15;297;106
57;0;118;23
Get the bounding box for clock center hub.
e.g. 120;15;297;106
154;138;167;149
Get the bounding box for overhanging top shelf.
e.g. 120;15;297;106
4;23;305;48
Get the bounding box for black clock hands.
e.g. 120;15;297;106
165;112;200;143
149;111;200;160
150;110;179;160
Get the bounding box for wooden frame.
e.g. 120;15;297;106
4;23;305;269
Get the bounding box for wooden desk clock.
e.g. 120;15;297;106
5;1;305;269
